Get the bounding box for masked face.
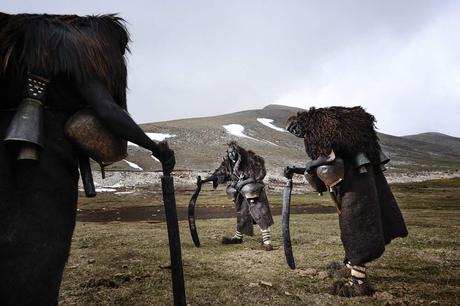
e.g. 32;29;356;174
286;116;305;138
227;147;238;162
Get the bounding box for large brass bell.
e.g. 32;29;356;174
3;74;48;160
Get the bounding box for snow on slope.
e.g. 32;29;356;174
257;118;286;132
223;123;278;146
123;159;143;171
223;124;256;139
129;133;176;147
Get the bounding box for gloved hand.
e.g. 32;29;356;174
305;160;314;174
235;180;245;191
155;141;175;175
283;166;294;179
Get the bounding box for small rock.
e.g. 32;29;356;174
87;259;96;264
249;282;259;287
68;265;79;269
260;281;273;287
374;291;394;300
159;262;171;269
316;271;328;279
284;291;292;296
122;264;128;269
297;268;317;277
430;301;439;305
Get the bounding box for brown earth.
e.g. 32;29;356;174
76;204;336;222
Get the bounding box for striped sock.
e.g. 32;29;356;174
260;228;271;245
350;265;366;284
233;231;243;240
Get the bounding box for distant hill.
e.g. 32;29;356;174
403;132;460;154
104;105;460;178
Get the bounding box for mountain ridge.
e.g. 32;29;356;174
105;105;460;177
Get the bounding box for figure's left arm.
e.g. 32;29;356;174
78;80;175;174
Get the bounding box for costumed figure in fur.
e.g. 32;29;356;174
205;141;274;251
285;106;408;297
0;13;175;304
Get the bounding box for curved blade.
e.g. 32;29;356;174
188;176;202;247
282;178;296;269
161;175;186;305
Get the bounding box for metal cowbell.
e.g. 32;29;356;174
3;98;45;160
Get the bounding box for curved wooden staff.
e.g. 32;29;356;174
282;177;296;269
188;176;202;247
161;173;186;306
188;176;217;248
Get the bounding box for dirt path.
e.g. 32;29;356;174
77;204;336;222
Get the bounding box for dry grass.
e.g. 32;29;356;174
61;178;460;305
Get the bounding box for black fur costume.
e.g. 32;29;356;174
0;13;129;304
212;142;274;235
287;106;408;265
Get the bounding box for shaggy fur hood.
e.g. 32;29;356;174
0;12;129;108
286;106;381;163
214;141;267;182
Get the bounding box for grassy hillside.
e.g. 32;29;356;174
102;105;460;178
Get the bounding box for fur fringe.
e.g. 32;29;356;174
215;141;266;182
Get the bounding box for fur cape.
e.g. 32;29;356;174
213;141;267;183
286;106;381;164
212;142;273;235
287;106;407;265
0;12;129;109
0;13;129;304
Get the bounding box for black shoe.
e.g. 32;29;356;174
330;277;375;297
222;236;243;244
263;243;274;251
325;261;351;279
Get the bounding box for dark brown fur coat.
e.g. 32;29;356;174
0;13;129;305
287;106;407;265
212;142;273;235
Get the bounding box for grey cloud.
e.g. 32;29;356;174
3;0;459;136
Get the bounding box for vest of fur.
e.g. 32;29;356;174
0;13;129;304
289;106;407;265
212;142;274;235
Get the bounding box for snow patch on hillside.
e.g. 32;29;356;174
223;124;257;140
223;123;278;146
151;155;160;162
257;118;286;132
129;133;176;147
95;187;117;192
123;159;143;171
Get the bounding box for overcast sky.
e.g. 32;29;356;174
3;1;459;136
